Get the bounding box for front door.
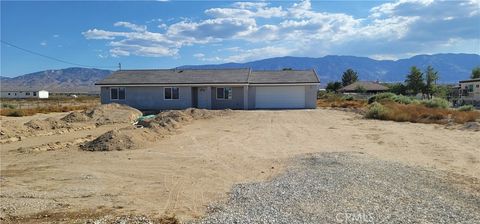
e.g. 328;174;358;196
197;87;209;109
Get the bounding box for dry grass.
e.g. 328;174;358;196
369;102;480;124
0;105;95;117
317;98;367;109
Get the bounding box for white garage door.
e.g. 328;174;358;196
255;86;305;109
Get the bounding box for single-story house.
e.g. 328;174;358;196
339;81;388;94
457;78;480;106
95;69;320;110
0;90;49;99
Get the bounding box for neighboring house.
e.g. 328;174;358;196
95;69;320;110
457;78;480;106
339;81;388;94
0;90;49;99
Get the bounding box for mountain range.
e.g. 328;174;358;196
181;53;480;83
1;53;478;92
0;67;112;93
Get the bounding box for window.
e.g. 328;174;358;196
26;92;30;96
111;88;118;100
216;87;232;100
33;92;37;96
165;87;179;100
119;88;125;99
8;93;10;95
110;87;126;100
468;84;474;92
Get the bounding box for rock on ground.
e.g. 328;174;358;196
191;152;480;224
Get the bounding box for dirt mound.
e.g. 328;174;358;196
81;128;158;151
62;103;142;125
61;111;90;123
138;108;228;129
83;108;230;151
24;118;71;130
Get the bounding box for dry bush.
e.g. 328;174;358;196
366;102;480;124
317;94;367;109
0;105;94;117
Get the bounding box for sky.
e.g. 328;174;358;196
1;0;479;77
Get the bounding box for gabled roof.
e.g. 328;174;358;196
96;69;251;85
249;70;319;84
340;81;388;92
96;69;320;85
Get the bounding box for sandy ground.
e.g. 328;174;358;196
1;109;479;223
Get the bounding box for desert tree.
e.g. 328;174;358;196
341;69;359;87
405;66;425;96
386;83;407;95
326;81;342;93
471;67;480;79
424;66;439;99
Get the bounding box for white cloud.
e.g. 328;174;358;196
40;41;47;46
84;0;480;60
53;34;60;38
224;46;293;62
114;21;147;32
193;53;205;58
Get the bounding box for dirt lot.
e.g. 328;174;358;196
1;109;479;223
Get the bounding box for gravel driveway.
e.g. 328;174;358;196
191;152;480;224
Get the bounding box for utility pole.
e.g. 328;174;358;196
118;63;122;71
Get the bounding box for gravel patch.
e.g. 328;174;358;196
191;152;480;224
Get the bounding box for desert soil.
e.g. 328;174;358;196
1;109;479;223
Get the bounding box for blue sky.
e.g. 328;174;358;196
1;0;479;77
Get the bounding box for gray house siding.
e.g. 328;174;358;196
100;86;192;110
100;84;318;110
248;86;256;109
305;85;318;109
211;87;244;109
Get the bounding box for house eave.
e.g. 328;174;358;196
95;82;320;87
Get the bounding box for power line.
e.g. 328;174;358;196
1;40;117;69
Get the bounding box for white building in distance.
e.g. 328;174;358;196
0;90;49;99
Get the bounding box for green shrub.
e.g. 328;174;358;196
1;103;17;109
457;105;475;112
365;102;389;120
7;110;25;117
393;95;414;104
368;92;397;104
421;98;450;109
341;95;354;101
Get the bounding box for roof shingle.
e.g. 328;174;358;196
96;69;250;85
249;70;319;84
96;69;320;85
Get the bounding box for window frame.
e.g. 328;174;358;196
216;87;232;100
468;84;474;92
110;87;126;100
164;87;180;100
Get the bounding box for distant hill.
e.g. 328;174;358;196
180;53;480;83
0;67;112;93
